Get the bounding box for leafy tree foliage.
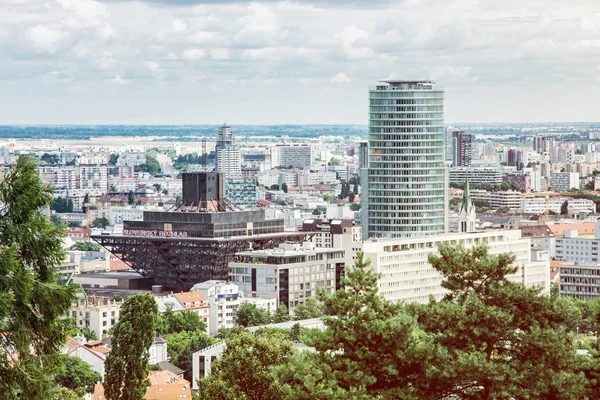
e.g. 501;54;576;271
156;308;207;335
349;202;360;211
416;244;588;399
41;153;60;164
134;153;161;175
51;196;74;213
70;241;102;252
166;331;215;382
198;330;293;400
68;221;82;228
272;304;291;323
236;302;271;327
282;182;288;193
79;327;98;341
348;192;355;203
51;213;66;228
277;252;431;399
0;156;77;398
91;217;110;229
104;293;158;400
293;297;323;320
53;355;101;395
496;206;511;213
128;190;135;205
50;386;82;400
108;153;119;166
561;200;570;215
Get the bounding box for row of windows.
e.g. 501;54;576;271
370;113;444;120
369;92;443;99
369;106;443;112
370;127;444;133
371;120;443;127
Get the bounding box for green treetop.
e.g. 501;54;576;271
104;293;158;400
0;156;77;398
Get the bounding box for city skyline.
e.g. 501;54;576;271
2;0;600;125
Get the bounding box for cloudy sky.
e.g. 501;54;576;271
1;0;599;125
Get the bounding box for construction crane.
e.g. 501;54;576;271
64;272;87;301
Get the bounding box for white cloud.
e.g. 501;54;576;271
335;25;368;48
189;31;215;44
211;48;230;61
332;72;351;83
241;47;278;61
25;25;64;53
239;3;277;32
172;19;187;32
182;48;205;60
143;60;166;79
166;52;178;60
192;74;207;82
109;74;129;85
56;0;106;19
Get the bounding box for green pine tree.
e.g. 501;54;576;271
104;293;158;400
0;156;77;398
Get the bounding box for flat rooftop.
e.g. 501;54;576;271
379;79;434;84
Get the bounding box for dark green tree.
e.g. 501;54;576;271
416;244;588;399
91;217;110;229
128;190;135;205
272;304;291;323
104;293;158;400
198;330;293;400
276;252;432;399
51;214;66;228
312;208;320;216
293;297;323;320
282;182;288;193
348;192;355;203
165;331;215;382
349;202;360;211
53;355;102;396
0;156;77;398
79;327;98;341
83;193;90;204
109;153;119;166
156;308;207;335
353;184;358;195
236;302;271;327
561;200;569;215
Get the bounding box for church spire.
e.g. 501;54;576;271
460;177;473;214
458;177;476;233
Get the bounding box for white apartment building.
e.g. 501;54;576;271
80;164;109;193
173;291;211;334
39;165;79;196
544;221;600;262
550;172;580;192
190;281;276;336
70;297;122;339
271;144;312;169
229;242;345;313
361;229;550;304
448;167;503;185
521;198;595;215
116;151;146;168
470;190;522;210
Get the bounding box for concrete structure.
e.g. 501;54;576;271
116;151;146;168
363;80;447;239
448;167;503;185
470;190;521;210
545;221;600;262
533;136;555;154
559;262;600;300
550;172;580;192
215;124;242;179
271;144;312;168
361;229;550;304
521;198;595;215
229;242;345;312
190;280;276;335
70;297;122;339
225;178;257;208
451;130;472;167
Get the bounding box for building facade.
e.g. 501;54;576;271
271;144;312;169
215;124;242;179
363;80;447;239
229;242;345;312
70;297;122;339
361;229;550;304
451;130;472;167
559;262;600;300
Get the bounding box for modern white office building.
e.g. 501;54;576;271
361;229;550;304
470;190;522;210
271;144;312;169
229;242;345;313
521;198;595;215
550;172;580;192
362;80;447;240
448;167;504;185
215;124;242;179
544;221;600;262
190;280;276;336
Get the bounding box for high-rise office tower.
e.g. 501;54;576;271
362;80;447;240
215;124;242;179
451;130;472;167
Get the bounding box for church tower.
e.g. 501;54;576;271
458;178;476;233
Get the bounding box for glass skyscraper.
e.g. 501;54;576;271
362;80;447;239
